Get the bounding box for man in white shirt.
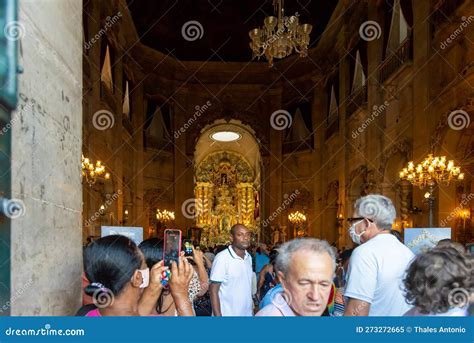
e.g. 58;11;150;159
209;224;253;316
344;194;414;316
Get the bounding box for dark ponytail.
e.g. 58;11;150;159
84;235;142;298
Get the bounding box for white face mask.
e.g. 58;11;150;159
349;220;366;245
138;268;150;288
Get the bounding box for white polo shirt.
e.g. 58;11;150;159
210;246;253;316
345;233;415;316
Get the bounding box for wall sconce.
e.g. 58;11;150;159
394;220;401;230
99;204;106;217
118;209;129;226
337;213;344;227
457;208;471;242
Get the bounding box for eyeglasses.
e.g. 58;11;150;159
346;217;373;223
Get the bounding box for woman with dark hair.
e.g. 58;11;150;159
256;249;278;301
138;238;208;316
82;235;194;316
403;246;472;316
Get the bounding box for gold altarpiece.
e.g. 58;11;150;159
194;152;260;246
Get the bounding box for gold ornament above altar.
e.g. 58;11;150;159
194;152;260;246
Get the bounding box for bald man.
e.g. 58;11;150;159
209;224;253;316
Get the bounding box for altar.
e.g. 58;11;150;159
194;151;260;246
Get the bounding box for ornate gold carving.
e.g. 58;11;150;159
195;151;259;246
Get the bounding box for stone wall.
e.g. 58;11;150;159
10;0;83;315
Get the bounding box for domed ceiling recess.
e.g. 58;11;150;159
194;119;261;181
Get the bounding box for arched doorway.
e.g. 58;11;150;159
194;120;262;246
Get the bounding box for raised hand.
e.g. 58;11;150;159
169;256;195;316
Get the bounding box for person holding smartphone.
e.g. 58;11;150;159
209;224;253;316
185;245;210;301
81;235;194;317
138;238;206;316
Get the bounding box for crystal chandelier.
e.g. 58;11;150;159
399;154;464;189
156;209;175;223
249;0;312;67
82;155;110;186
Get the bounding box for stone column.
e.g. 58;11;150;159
412;0;433;227
173;90;190;230
366;0;385;176
311;79;327;239
112;50;124;228
132;84;146;231
11;0;83;315
84;0;102;237
267;87;284;236
337;29;350;248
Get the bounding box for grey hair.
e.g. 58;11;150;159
354;194;396;230
275;238;337;276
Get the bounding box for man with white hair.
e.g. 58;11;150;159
344;194;414;316
256;238;336;316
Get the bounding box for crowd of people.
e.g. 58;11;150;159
79;194;473;317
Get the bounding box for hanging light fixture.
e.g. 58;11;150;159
81;155;111;186
249;0;312;67
399;154;464;189
399;154;464;227
156;209;175;223
288;210;306;224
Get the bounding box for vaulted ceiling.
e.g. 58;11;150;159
126;0;338;62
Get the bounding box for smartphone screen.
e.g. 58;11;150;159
183;239;193;257
163;229;182;267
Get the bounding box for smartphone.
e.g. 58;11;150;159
183;239;193;257
163;229;182;267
